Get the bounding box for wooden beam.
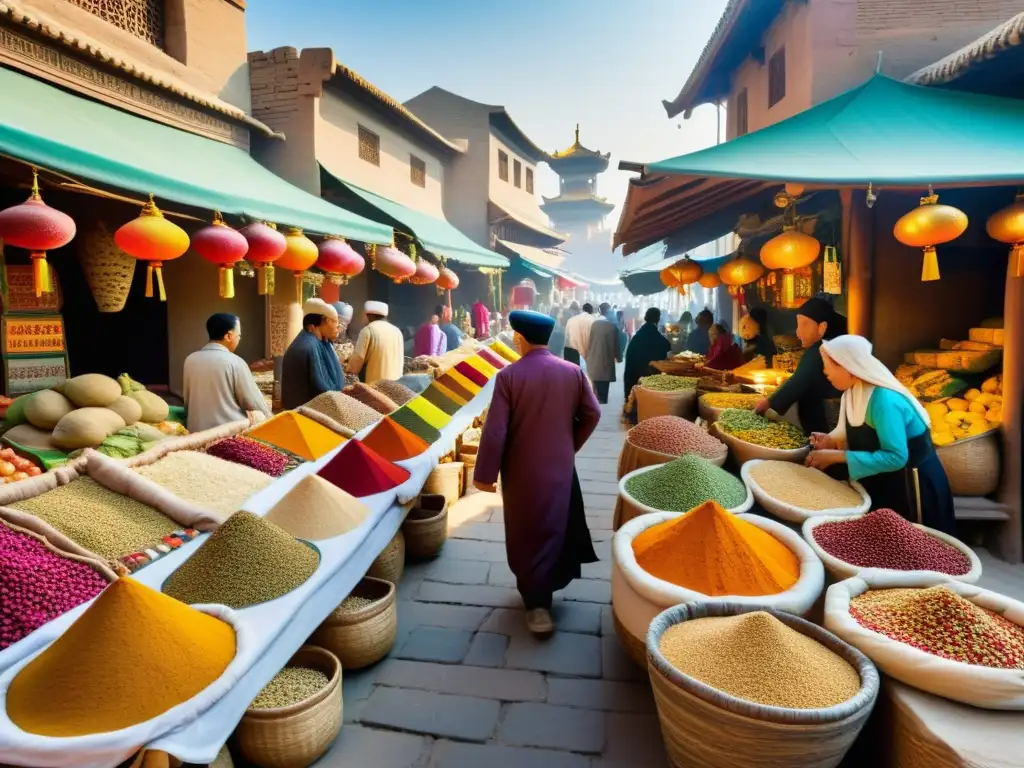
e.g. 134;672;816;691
996;258;1024;562
841;188;873;339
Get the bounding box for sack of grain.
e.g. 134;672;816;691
741;460;869;523
636;386;697;422
824;572;1024;710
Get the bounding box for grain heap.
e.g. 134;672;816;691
370;379;417;406
463;354;499;378
163;511;319;609
246;412;346;461
749;461;863;510
361;417;430;461
134;451;273;515
389;405;442;444
813;509;972;574
632;501;800;595
344;383;399;415
11;478;180;562
421;384;462;416
453;361;489;388
851;586;1024;668
489;340;520;362
406;396;453;429
0;523;108;650
717;409;807;450
303;391;382;432
250;666;329;709
318;440;411;497
624;454;747;512
627;416;725;460
638;374;698;392
7;578;236;736
337;594;375;612
659;611;861;708
206;436;289;476
434;373;475;404
701;393;761;410
477;348;508;370
263;475;370;540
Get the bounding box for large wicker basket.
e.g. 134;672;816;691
77;221;137;313
935;430;1000;497
647;603;879;768
309;577;397;669
234;645;343;768
403;494;448;559
367;530;405;583
423;462;463;508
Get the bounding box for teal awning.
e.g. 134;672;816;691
495;240;563;277
621;253;731;296
0;67;393;243
320;168;508;268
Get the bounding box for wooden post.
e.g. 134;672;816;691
841;188;874;339
996;257;1024;562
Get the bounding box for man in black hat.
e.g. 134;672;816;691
474;310;601;636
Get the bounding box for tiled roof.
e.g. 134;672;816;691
906;12;1024;86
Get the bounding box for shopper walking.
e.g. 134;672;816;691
587;303;622;404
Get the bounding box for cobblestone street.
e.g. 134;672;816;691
319;382;667;767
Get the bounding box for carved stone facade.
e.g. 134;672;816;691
66;0;164;49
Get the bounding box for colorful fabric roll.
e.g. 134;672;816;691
465;354;499;377
476;348;507;369
445;368;483;395
489;340;520;362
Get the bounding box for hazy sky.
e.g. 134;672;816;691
246;0;726;231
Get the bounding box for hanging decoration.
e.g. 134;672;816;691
408;257;440;286
191;212;248;298
372;245;416;283
697;272;721;289
893;187;968;282
823;246;842;294
316;236;365;285
436;265;460;291
276;227;319;303
760;203;821;309
985;191;1024;279
114;195;189;301
239;221;287;295
0;169;76;297
659;257;703;289
718;256;764;309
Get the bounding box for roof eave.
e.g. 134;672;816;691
904;11;1024;87
488;111;551;164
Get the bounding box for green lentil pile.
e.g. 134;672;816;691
134;451;273;515
717;409;807;450
250;666;329;710
639;374;698;392
163;511;319;609
659;612;862;709
624;454;747;512
11;478;179;561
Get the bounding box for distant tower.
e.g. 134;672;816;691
541;126;617;278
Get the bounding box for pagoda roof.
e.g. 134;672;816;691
549;125;611;164
541;191;615;213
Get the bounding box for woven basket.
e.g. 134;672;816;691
636;386;698;422
309;577;397;669
459;452;477;494
935;430;1000;496
712;422;809;467
648;603;879;768
613;610;647;668
423;462;464;508
235;645;343;768
403;494;448;559
366;529;405;583
77;221;137;313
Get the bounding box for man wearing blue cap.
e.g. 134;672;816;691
474;310;601;636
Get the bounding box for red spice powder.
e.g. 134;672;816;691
361;417;430;461
476;348;507;369
454;361;489;387
318;440;411;497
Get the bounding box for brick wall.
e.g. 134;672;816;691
247;47;301;132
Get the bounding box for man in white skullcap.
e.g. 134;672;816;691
333;301;354;343
346;300;404;383
281;298;344;409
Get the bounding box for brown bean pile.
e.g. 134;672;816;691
250;666;329;709
134;451;272;515
344;384;398;415
12;479;178;561
628;415;725;459
659;611;861;709
370;379;417;406
304;391;382;432
749;461;863;510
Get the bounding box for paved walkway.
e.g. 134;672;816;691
319;381;664;767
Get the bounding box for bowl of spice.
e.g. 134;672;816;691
741;460;869;522
236;645;342;768
698;392;762;425
804;509;981;582
619;455;752;518
824;574;1024;710
625;416;728;468
647;603;878;768
611;505;825;666
713;409;809;466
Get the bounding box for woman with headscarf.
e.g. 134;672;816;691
755;297;845;435
805;335;955;535
705;323;745;370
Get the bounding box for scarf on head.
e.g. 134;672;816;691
822;335;930;431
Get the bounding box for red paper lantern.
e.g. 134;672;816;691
408;258;440;286
436;266;460;291
114;195;189;301
0;170;76;297
372;245;416;283
316;236;365;285
191;212;248;298
277;227;319;302
239;221;286;295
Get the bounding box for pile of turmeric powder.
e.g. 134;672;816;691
632;501;800;596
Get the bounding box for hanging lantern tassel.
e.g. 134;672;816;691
893;188;967;283
144;262;167;301
921;246;940;282
219;266;235;299
823;246;842;294
30;253;52;297
985;192;1024;279
259;264;275;296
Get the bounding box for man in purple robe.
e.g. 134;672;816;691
474;310;601;635
413;311;448;357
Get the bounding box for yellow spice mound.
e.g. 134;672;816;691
632;501;800;596
8;577;236;736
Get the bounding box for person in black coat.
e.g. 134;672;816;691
623;307;672;401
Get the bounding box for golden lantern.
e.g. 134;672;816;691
894;189;968;281
114;196;189;300
697;272;721;289
986;191;1024;278
718;256;765;287
278;227;319;302
659;258;703;289
761;225;820;308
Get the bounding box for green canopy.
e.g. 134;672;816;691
321;169;508;268
0;67;393;243
647;74;1024;185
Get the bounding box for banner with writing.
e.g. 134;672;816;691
2;264;61;313
3;315;66;355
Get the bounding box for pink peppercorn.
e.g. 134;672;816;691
813;508;971;575
207;436;289;476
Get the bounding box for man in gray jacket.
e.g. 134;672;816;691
586;303;622;404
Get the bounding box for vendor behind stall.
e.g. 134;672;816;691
806;335;956;535
346;301;404;384
281;299;343;410
755;297;845;435
741;307;777;366
705;323;744;370
623;307;671;401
